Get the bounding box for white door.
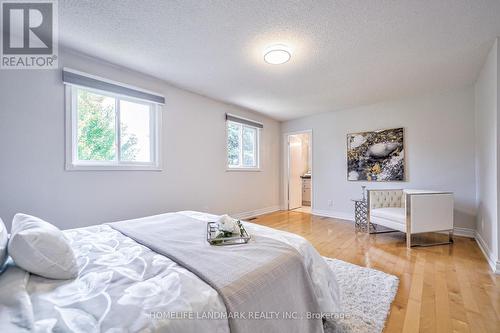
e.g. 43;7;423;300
288;135;302;209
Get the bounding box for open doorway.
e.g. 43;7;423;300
284;131;312;213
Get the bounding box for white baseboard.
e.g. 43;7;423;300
311;209;354;222
311;209;499;273
311;210;476;238
233;206;281;220
267;207;499;274
453;227;475;238
474;231;500;274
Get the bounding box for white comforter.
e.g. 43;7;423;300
0;211;341;333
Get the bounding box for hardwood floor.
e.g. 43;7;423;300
252;210;500;333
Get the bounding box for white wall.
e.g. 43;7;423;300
475;39;499;267
290;133;310;175
0;50;281;230
282;86;477;229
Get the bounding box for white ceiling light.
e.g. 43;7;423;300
264;45;291;65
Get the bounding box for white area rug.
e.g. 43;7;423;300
323;258;399;333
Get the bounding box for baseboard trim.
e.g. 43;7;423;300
311;210;476;238
453;227;475;238
311;209;354;222
233;206;281;220
312;209;499;273
262;207;500;274
474;231;500;274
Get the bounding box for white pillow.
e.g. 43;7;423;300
8;214;78;279
0;218;7;267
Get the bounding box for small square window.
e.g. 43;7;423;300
226;120;260;170
66;86;161;170
119;99;152;162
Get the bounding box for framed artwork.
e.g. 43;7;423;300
347;127;405;181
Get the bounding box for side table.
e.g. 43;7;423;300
351;199;369;232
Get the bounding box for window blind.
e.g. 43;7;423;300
225;113;263;129
62;68;165;105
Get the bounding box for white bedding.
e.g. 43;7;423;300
0;211;341;333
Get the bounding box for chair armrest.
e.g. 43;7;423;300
406;192;454;234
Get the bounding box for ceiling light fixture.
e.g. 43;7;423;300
263;45;291;65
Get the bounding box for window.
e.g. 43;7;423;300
226;114;262;170
64;69;163;170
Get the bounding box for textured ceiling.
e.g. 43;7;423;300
59;1;500;121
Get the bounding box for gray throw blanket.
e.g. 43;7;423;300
109;213;323;333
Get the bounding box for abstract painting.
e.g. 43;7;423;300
347;127;405;181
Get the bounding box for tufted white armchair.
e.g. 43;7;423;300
367;189;454;248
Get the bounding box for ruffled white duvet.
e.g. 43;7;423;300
0;211;340;333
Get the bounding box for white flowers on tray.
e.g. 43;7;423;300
208;215;250;245
217;214;241;234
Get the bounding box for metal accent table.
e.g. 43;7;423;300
351;199;369;232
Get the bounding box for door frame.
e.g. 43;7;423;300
283;129;313;211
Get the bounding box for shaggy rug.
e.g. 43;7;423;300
323;258;399;333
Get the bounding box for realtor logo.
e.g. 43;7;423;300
1;0;58;69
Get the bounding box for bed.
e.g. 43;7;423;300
0;211;341;333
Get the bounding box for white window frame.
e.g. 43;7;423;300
225;119;261;171
65;85;162;171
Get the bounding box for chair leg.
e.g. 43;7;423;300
369;229;399;235
368;223;399;235
408;230;454;248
